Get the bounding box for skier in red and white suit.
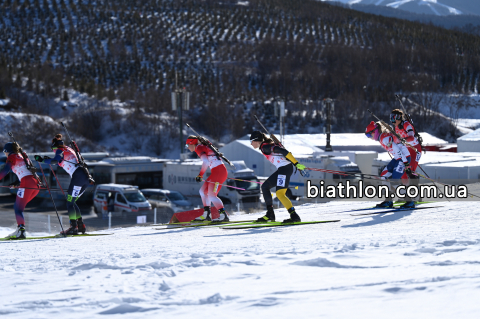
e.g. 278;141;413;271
390;109;422;173
0;142;41;239
186;135;229;222
365;121;413;208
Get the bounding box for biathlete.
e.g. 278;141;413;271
34;134;90;235
390;109;422;174
365;121;413;208
249;131;305;223
186;135;229;222
1;142;41;239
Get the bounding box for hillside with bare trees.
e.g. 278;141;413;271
1;0;480;154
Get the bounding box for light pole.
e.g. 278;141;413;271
274;97;285;144
171;72;190;156
323;98;334;152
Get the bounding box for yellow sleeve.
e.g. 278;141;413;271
285;152;299;165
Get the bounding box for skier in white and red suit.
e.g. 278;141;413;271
186;135;229;222
390;109;422;173
0;142;41;239
365;121;414;209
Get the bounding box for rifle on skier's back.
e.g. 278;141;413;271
60;122;95;184
186;123;234;167
253;115;284;147
367;109;420;155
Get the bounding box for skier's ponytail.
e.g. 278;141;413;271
262;133;275;144
11;142;21;154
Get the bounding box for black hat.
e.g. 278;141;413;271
250;131;264;142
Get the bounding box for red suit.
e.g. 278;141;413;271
393;121;422;172
195;144;228;210
0;154;40;225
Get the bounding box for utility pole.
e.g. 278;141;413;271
274;97;285;144
323;98;334;152
171;72;190;156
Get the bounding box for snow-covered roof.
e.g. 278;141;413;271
235;137;323;156
458;128;480;141
295;132;448;147
241;132;447;148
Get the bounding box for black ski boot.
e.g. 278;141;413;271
77;218;86;234
194;206;212;221
213;208;229;222
283;207;301;223
61;220;78;235
256;205;275;222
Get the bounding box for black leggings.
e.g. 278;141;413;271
261;164;293;206
66;168;90;220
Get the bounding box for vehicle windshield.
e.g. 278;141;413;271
235;177;260;191
166;192;187;201
124;191;147;202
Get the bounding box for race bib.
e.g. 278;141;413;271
72;186;82;197
277;175;286;187
213;182;220;193
415;152;421;162
17;188;25;199
395;162;405;174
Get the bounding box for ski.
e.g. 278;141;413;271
350;206;442;216
349;201;433;212
154;220;256;230
0;234;111;241
221;220;340;230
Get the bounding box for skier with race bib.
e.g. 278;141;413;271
1;142;41;239
250;131;306;223
365;121;413;208
34;134;90;235
186;135;229;222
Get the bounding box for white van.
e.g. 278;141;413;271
93;184;152;218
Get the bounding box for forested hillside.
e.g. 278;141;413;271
1;0;479;154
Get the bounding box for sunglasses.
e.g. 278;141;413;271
390;113;401;123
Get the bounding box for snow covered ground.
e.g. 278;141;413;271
1;200;479;318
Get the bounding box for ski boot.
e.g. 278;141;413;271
194;206;212;221
5;224;26;239
61;220;78;235
212;208;229;222
283;207;301;223
77;218;86;234
399;201;415;209
256;205;275;222
376;201;393;208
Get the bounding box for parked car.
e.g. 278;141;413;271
93;184;151;219
141;188;194;213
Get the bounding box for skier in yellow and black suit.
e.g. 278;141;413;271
250;131;306;223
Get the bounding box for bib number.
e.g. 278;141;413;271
277;175;286;187
415;152;421;162
72;185;82;197
395;162;405;174
17;188;25;199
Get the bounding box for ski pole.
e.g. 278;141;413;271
227;177;263;185
0;185;65;191
49;164;67;200
413;171;480;199
36;160;66;237
203;180;246;191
